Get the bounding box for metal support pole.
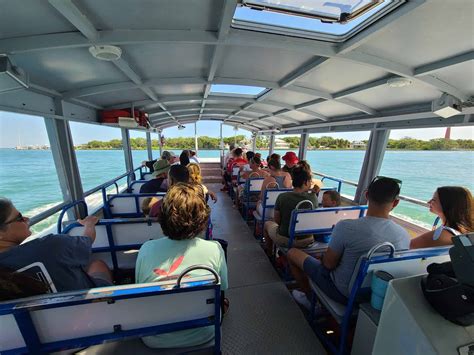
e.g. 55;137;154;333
44;100;85;219
146;131;153;161
269;133;276;156
354;129;391;205
220;123;224;166
194;122;199;153
121;128;134;179
158;131;163;157
298;131;309;160
252;133;257;152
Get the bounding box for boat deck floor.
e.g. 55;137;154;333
79;183;326;354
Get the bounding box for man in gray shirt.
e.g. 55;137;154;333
288;177;410;307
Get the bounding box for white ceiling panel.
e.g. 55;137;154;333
358;1;474;68
252;103;286;113
306;101;361;117
270;89;315;105
283;110;317;121
122;44;213;79
86;89;147;107
80;0;221;31
429;61;474;96
348;82;442;111
12;48;124;92
0;0;75;39
154;84;204;96
217;46;314;83
294;58;388;93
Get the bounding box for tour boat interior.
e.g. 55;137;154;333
0;0;473;354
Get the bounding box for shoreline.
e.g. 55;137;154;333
2;148;473;152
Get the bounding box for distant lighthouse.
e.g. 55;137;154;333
444;127;451;140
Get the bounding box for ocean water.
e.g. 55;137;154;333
0;149;473;234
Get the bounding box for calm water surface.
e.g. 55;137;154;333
1;149;472;233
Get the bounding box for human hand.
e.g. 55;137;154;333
311;184;321;194
78;216;99;226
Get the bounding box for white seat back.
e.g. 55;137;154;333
129;180;147;194
247;178;264;193
293;206;367;234
142;173;153;181
0;276;220;354
107;193;165;216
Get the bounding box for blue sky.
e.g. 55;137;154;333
1;111;472;148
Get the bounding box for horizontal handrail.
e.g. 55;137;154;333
313;171;429;208
28;167;143;228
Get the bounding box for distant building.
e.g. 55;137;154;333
350;141;367;149
274;138;290;149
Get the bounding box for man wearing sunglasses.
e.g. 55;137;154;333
288;177;410;309
0;198;112;293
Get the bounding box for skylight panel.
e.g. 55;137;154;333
233;0;401;42
210;84;267;97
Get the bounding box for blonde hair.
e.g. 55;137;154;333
141;197;159;216
160;183;210;240
187;163;202;184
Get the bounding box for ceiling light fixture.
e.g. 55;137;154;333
432;93;462;118
89;45;122;61
387;77;413;88
178;124;186;130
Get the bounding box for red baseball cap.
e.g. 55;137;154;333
282;151;299;164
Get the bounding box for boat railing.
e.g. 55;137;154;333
28;166;144;228
313;171;429;208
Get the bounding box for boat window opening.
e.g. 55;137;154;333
233;0;400;41
129;130;151;169
0;111;63;237
69;122;127;194
209;84;268;97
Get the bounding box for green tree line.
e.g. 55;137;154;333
76;136;473;151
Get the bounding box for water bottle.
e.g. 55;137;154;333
371;270;394;310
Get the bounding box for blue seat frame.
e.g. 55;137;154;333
253;188;292;239
240;177;265;221
104;192;166;218
310;245;451;355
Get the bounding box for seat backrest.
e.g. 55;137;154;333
292;206;367;236
0;275;221;354
129;180;148;194
16;262;57;293
232;166;240;178
63;218;165;269
347;246;451;298
264;188;293;207
246;178;265;193
106;193;165;218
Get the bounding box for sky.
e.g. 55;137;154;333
0;111;473;148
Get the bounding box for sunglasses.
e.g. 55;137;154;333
3;212;27;225
370;176;402;189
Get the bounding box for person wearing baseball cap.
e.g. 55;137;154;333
282;151;299;175
139;159;170;193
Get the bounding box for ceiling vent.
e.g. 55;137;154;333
0;57;29;94
89;45;122;61
387;77;413;88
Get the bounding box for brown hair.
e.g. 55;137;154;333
437;186;474;234
0;198;14;232
268;154;281;170
0;267;48;301
141;197;159;216
160;183;210;240
323;190;341;206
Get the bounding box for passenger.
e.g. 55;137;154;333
189;150;200;164
255;152;266;167
142;151;175;172
0;198;113;292
288;177;410;308
259;154;292;199
135;183;228;349
141;197;160;216
179;150;191;166
149;164;190;218
322;190;341;208
410;186;473;249
240;151;255;172
0;266;49;301
188;163;218;203
139;160;170;193
228;148;247;173
282;151;299;175
223;143;235;168
241;156;269;180
263;161;320;252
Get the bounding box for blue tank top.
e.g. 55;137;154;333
274;175;286;188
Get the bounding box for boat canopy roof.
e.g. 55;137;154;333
0;0;473;134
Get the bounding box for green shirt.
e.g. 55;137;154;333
136;237;228;349
275;191;318;237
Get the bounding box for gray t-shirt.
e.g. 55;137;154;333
0;234;96;292
328;216;410;297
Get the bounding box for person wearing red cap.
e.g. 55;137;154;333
282;151;299;175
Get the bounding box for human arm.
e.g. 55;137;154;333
273;210;281;225
321;247;341;270
410;229;454;249
208;190;218;203
77;216;99;243
282;172;292;188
